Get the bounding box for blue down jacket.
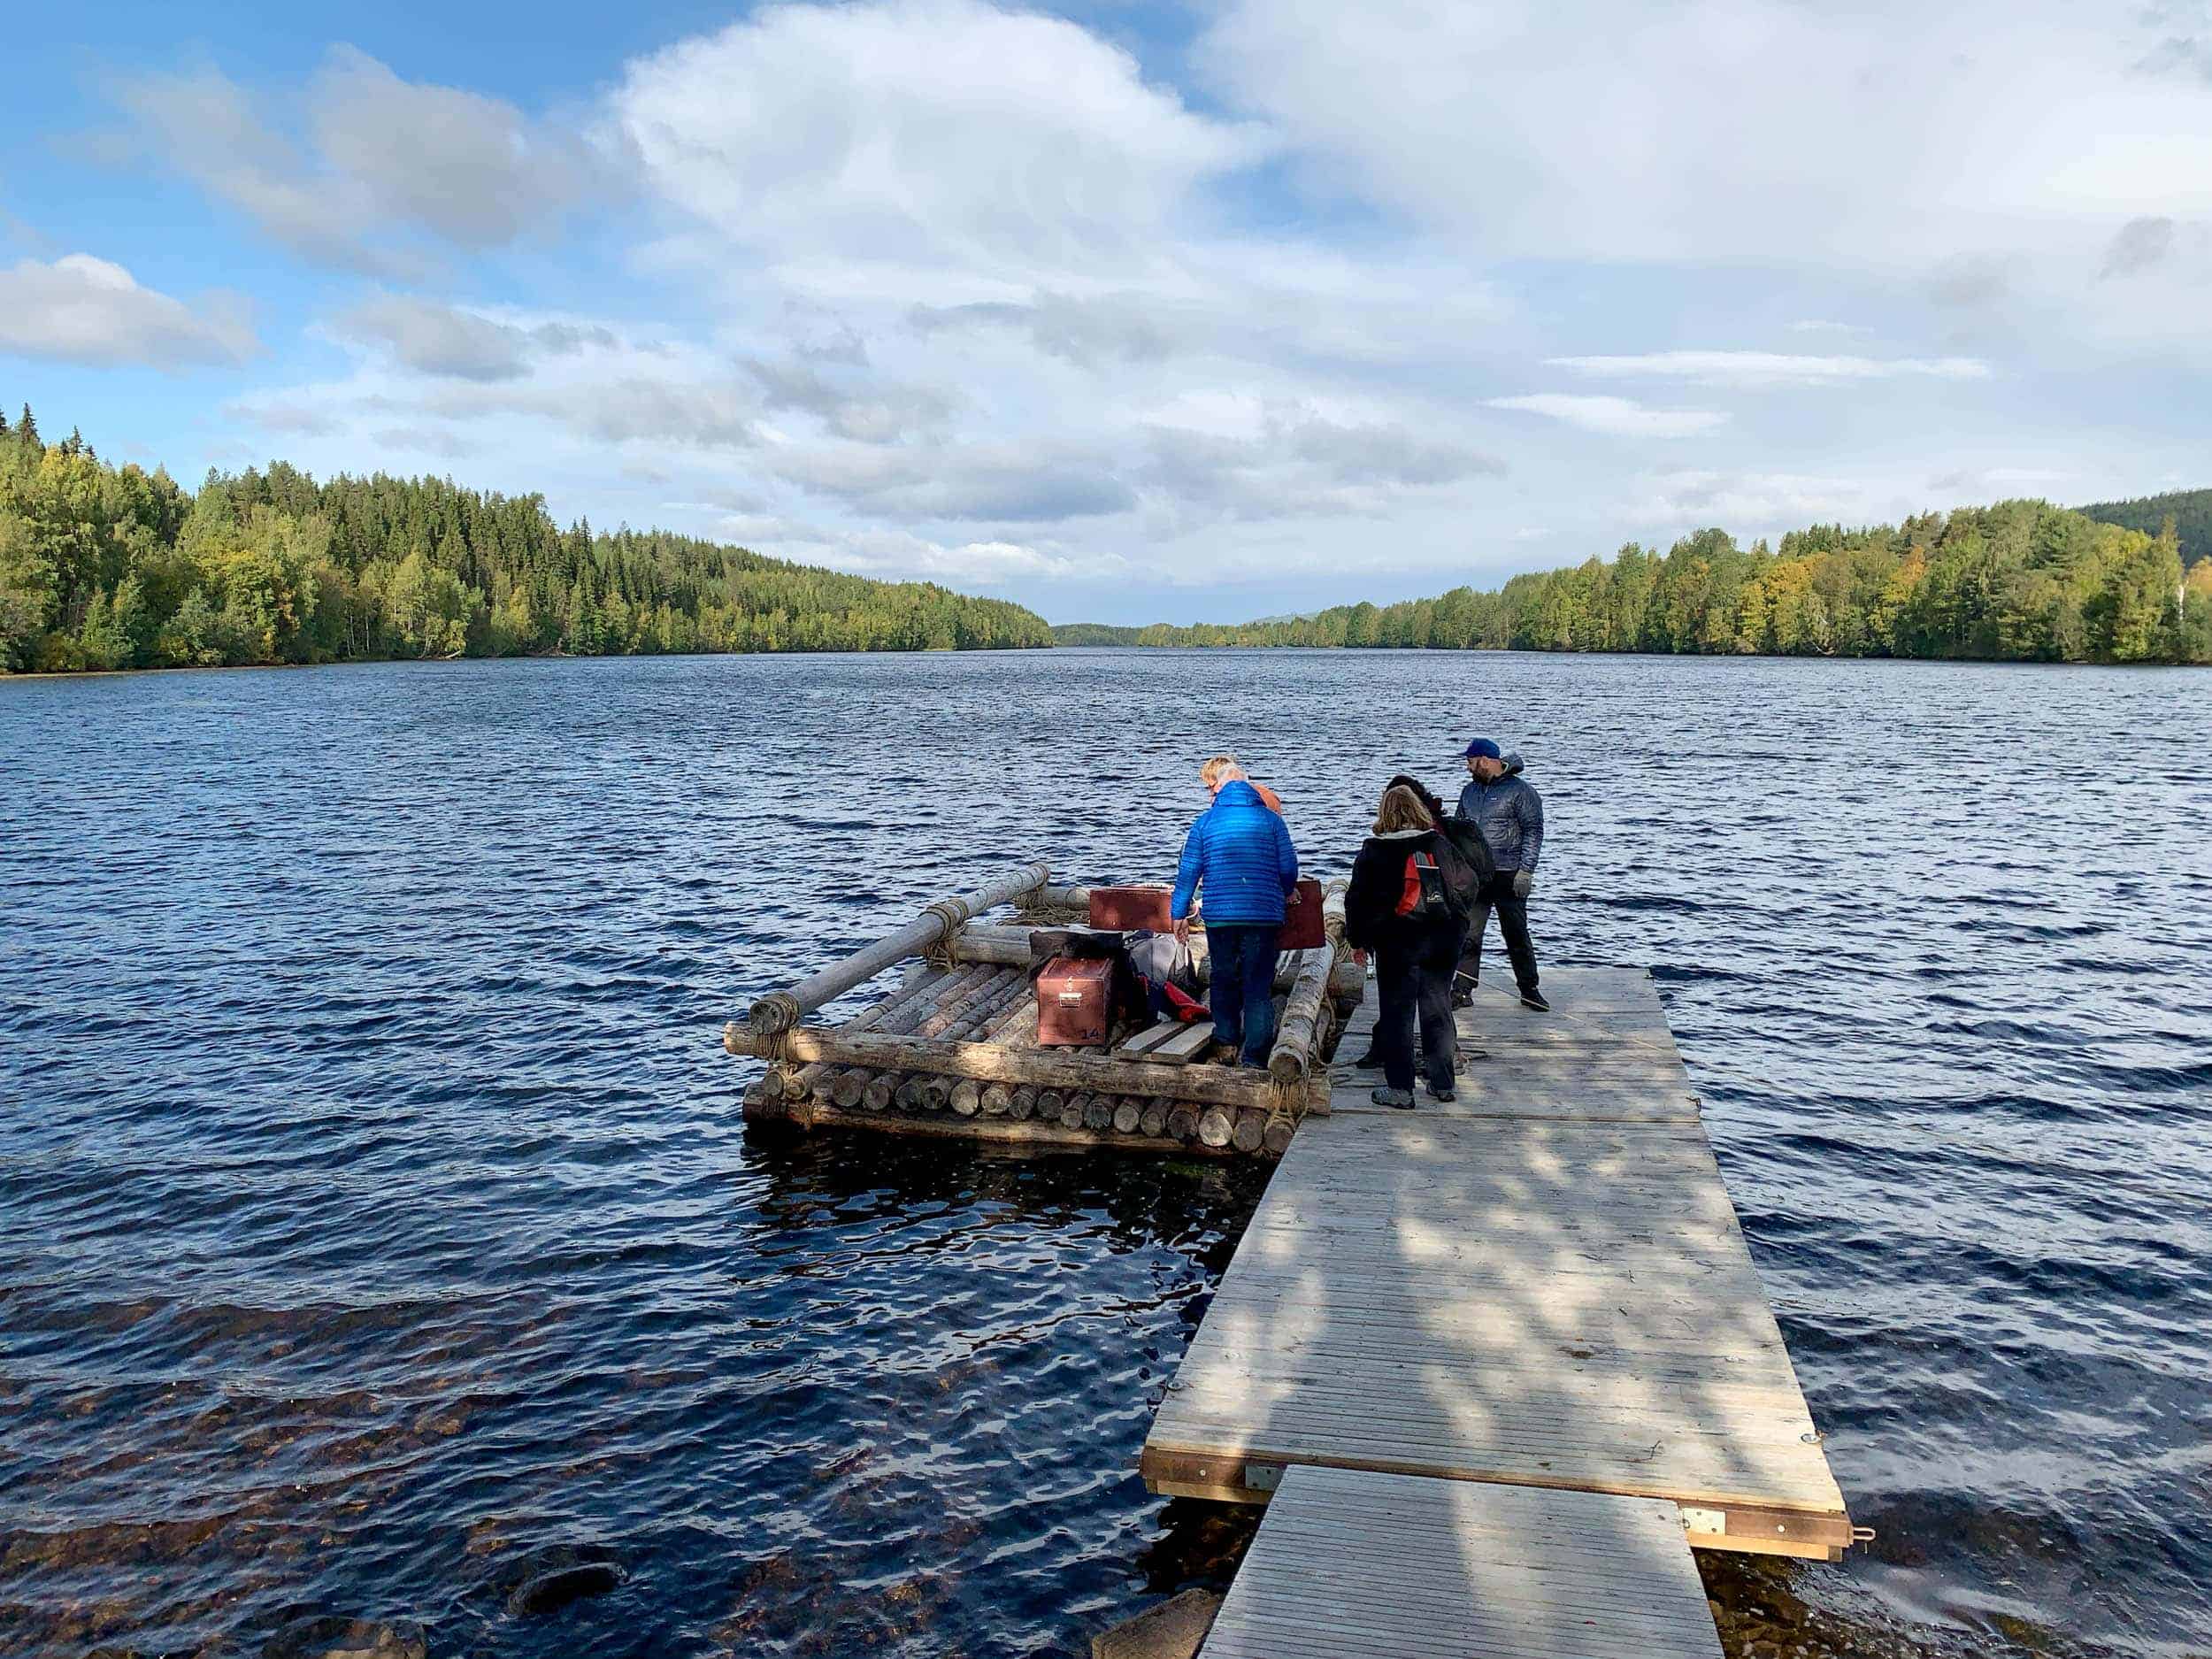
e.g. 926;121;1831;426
1454;753;1544;874
1171;780;1300;926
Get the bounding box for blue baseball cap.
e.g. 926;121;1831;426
1462;737;1501;760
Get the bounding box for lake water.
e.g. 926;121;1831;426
2;649;2207;1659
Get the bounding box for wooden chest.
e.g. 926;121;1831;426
1036;955;1116;1047
1089;879;1325;949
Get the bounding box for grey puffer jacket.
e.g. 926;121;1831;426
1454;753;1543;875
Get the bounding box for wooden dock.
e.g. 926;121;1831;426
1140;966;1851;1657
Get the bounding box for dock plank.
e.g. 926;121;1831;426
1199;1467;1722;1659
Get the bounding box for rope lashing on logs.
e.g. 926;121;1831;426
921;897;972;967
745;994;804;1037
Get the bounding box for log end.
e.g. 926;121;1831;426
747;993;802;1037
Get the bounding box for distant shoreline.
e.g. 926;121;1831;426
11;640;2208;683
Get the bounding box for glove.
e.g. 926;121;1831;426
1510;870;1534;900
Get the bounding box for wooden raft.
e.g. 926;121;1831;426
1198;1466;1723;1659
725;863;1355;1161
1143;967;1855;1562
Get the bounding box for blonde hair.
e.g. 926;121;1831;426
1373;785;1435;835
1201;754;1244;787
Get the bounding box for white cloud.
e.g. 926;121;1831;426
740;524;1125;585
770;439;1138;522
0;254;256;370
1196;0;2212;272
2101;217;2178;279
611;0;1263;282
1626;469;1891;530
112;50;597;273
310;47;600;248
1787;319;1872;336
743;357;957;443
335;296;618;380
1927;465;2070;494
1486;393;1726;437
1548;351;1992;388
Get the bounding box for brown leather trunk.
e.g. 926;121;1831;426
1035;955;1116;1047
1089;879;1326;949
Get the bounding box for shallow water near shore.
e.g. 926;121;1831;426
3;648;2208;1658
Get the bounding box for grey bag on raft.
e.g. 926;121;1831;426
1126;929;1198;993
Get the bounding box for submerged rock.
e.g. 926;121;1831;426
506;1563;624;1617
259;1616;427;1659
486;1541;626;1617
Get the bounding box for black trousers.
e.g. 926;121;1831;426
1455;873;1540;995
1376;919;1460;1094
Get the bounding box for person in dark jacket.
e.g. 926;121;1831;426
1171;762;1301;1066
1342;785;1478;1108
1453;738;1548;1011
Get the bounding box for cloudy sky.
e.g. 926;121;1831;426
4;1;2208;623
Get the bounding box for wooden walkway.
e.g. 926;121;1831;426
1200;1466;1723;1659
1144;967;1852;1571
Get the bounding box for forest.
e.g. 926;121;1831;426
2078;488;2211;566
1098;497;2210;664
0;406;1052;673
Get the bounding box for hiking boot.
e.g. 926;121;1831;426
1519;987;1550;1011
1426;1083;1456;1103
1450;976;1476;1010
1370;1086;1416;1110
1349;1048;1383;1069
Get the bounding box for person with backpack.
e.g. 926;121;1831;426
1342;784;1479;1109
1170;759;1302;1066
1453;738;1548;1012
1346;772;1491;1071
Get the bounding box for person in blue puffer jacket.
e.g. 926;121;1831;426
1453;738;1548;1011
1171;762;1301;1066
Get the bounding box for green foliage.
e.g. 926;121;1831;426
0;405;1053;674
1050;622;1144;646
2077;489;2211;568
1110;499;2207;664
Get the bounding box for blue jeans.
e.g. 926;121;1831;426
1207;924;1281;1066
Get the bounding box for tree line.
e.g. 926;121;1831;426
1081;498;2210;664
0;405;1052;674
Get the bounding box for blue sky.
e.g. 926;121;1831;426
4;0;2209;625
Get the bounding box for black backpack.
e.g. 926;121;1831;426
1440;815;1497;887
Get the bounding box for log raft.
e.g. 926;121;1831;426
728;860;1346;1159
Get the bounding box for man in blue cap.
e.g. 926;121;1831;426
1454;738;1548;1011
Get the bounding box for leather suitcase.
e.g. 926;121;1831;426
1276;877;1326;949
1087;880;1325;949
1036;955;1116;1047
1087;885;1172;931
